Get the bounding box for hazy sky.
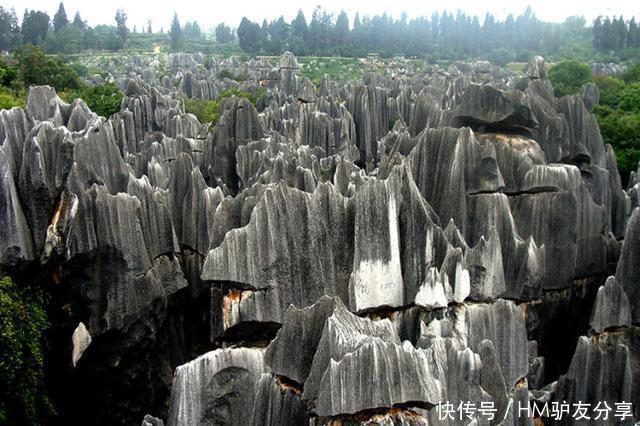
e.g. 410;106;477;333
5;0;639;32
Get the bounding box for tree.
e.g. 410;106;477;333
193;22;201;38
0;58;17;87
114;9;128;46
184;21;201;39
21;10;49;45
617;82;640;113
16;44;81;91
622;63;640;84
237;17;262;55
63;82;124;118
265;17;289;55
72;12;85;29
308;6;333;54
0;7;20;51
594;75;625;107
147;19;152;34
45;24;84;53
334;10;350;53
487;48;514;67
53;2;68;32
184;87;260;128
628;18;640;48
215;23;232;43
547;60;593;97
593;16;603;50
613;16;628;49
290;10;309;55
601;17;613;50
169;13;184;51
594;76;640;181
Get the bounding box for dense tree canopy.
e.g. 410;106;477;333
237;17;262;55
0;5;640;62
594;68;640;182
234;7;602;59
16;44;81;91
593;16;640;51
547;60;593;96
184;21;202;39
61;82;124;117
0;7;20;51
215;23;233;43
21;10;50;46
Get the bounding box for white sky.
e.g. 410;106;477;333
4;0;639;32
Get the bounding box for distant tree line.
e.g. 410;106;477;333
236;7;640;62
1;3;640;60
0;3;233;54
593;17;640;51
0;3;131;53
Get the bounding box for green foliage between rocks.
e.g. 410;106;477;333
0;276;52;424
547;60;593;97
183;87;264;127
593;64;640;183
61;82;124;118
16;44;82;92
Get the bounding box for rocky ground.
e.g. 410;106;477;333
1;52;639;425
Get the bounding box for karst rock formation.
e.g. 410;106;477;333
1;52;639;425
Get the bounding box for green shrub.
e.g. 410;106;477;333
547;60;593;97
0;276;52;424
0;60;18;88
594;75;626;107
16;44;82;92
0;88;24;110
69;62;90;78
61;82;124;118
621;63;640;84
594;104;640;181
487;48;514;67
593;68;640;183
217;69;247;82
319;166;333;181
183;97;220;125
617;82;640;113
183;87;263;127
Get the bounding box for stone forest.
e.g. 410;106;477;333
1;21;640;425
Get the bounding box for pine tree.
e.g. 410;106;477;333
21;10;50;45
334;10;350;52
593;16;603;50
290;10;309;55
115;9;128;46
169;13;184;51
0;7;21;51
629;18;640;48
237;17;262;55
53;2;68;32
72;12;85;29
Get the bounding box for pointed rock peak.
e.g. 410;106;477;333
590;276;632;333
26;85;59;121
444;219;468;250
279;51;299;70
